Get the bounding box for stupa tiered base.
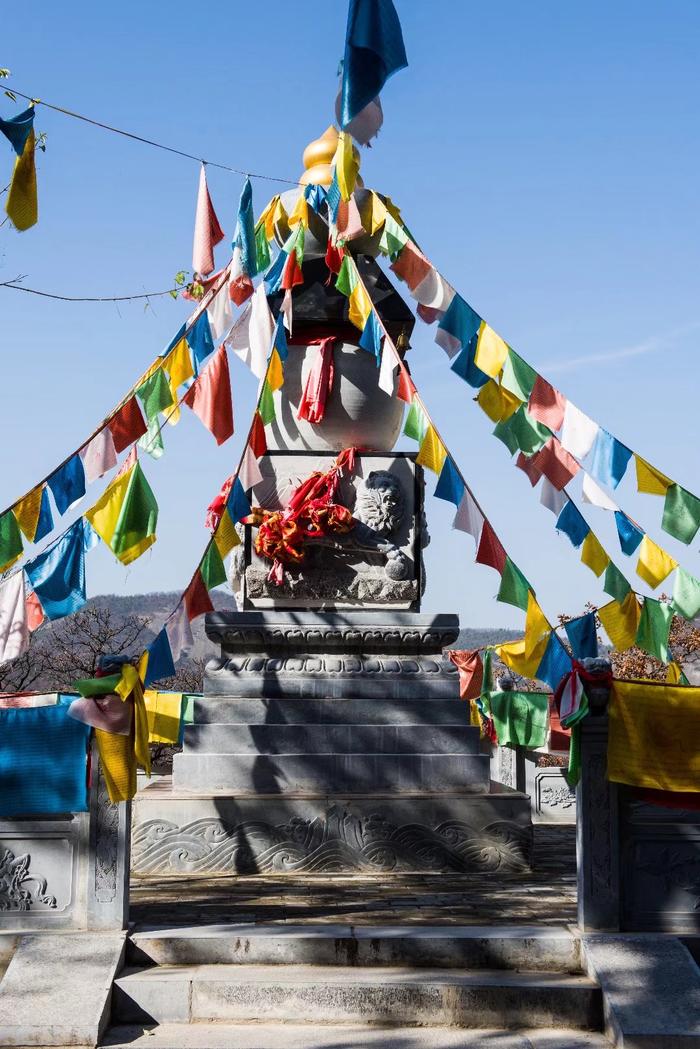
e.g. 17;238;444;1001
131;612;533;876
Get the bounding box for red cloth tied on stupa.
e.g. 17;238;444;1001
297;337;336;424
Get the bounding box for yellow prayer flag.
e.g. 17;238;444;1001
348;283;373;331
598;592;642;651
416;425;447;475
287;193;309;229
85;469;133;551
360;191;387;235
13;486;44;542
164;338;195;389
94;728;136;803
666;661;684;684
580;531;610;578
334;131;359;201
474;322;509;378
635;455;672;496
256;196;280;241
497;633;549;680
144;690;183;744
137;650;149;685
476;380;520;423
636;535;678;590
6;128;38;231
267;348;285;392
524;592;551;658
608;679;700;792
214;508;241;559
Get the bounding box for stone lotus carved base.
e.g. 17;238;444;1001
132;804;531;876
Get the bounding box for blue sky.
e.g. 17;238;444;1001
2;0;699;629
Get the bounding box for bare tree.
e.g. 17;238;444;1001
39;604;150;689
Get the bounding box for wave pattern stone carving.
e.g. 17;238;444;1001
132;809;530;876
0;848;57;911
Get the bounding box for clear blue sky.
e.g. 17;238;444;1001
2;0;699;629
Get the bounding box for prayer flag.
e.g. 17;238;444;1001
636;535;677;590
334;131;359;200
359;310;383;363
266;347;285;393
635;455;672;496
396;366;416;404
636;597;673;663
474;322;509;378
415;425;447;475
200;543;227;591
555;500;590;548
476;380;520;424
494;418;519;457
403;398;427;441
448;650;483;700
450;335;490;389
187;310;215;371
580;531;609;577
673;567;700;621
227;283;275;380
528;375;566;432
228;477;251;524
25;519;87;620
560;401;598;460
582;473;618;512
145;691;183;744
48;454;86;516
497;557;531;611
5;127;37;231
250;411;268;459
0;106;35;155
588;429;632;489
229;244;254;304
488;690;549;749
138;416;165;460
0;571;28;664
108;397;148;454
614;511;644;556
508;406;551;455
535;633;573;691
598;592;642;651
565;612;598;660
165;601;193;662
258;381;276;425
434;456;465;507
475;520;507;574
13;486;44;543
525;592;552;658
143;629;176;688
34;486;54;543
207;279;234;342
339;0;408;129
501;350;536;402
239;445;264;491
236;176;257;277
0;510;23;573
662;484;700;545
540;477;567;518
530;437;579;490
184;570;214;621
603;560;631;603
516;451;543;486
348;280;374;332
390;241;432;291
411;265;454;312
453;489;484;543
436;295;482;360
213;508;241;560
85;460;158;566
192;164;224;276
80;429;118;485
183;345;234;446
137;367;173;422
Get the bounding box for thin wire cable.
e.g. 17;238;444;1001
0;279;181;302
7;88;302;186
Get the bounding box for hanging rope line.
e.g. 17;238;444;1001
0;277;182;303
5;88;302;186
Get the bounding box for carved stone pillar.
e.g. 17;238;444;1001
86;742;131;930
577;714;620;931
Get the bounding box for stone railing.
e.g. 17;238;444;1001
0;741;130;931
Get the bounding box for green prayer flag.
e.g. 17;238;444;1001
662;484;700;545
481;647;494;699
137;367;174;422
378;214;408;260
335;255;357;297
487;690;549;749
501;349;537;402
509;406;550;455
672;567;700;620
200;543;226;591
112;462;158;563
258;381;276;425
0;510;23;571
493;416;519;456
138;416;165;460
603;561;632;603
182;693;198;724
255;224;270;273
635;597;673;663
403;399;427;442
497;557;531;611
565;723;582;787
73;673;122;697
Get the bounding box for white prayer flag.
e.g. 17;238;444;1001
226;283;274;380
378;340;398;395
0;572;28;665
411;266;455;313
452;490;485;544
207;278;233;342
80;428;117;484
540;477;568;517
165;601;193;663
582;472;619;512
560;402;598;460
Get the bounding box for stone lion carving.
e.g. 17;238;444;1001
354;470;405;536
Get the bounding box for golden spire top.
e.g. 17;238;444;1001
299;125;362;187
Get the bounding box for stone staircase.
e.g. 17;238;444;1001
102;925;611;1048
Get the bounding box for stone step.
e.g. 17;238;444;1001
189;697;469;725
182;723;481;756
172;752;491;795
112;964;602;1030
101;1022;613;1049
127;924;580;972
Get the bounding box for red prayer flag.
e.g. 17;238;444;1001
528;375;566;432
325;237;344;279
390;242;432;291
183;345;234;446
475;519;507;574
416;303;442;325
531;438;579;491
281;252;304;290
250;411;268;458
108;397;148;454
184;570;214;621
192;165;225;277
396;367;416;404
448;649;484;700
26;589;44;632
516;451;543;487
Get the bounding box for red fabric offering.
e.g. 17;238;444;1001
184;571;214;621
531;438;580;490
108;397;148;453
475;520;507;573
390;242;432;291
183;345;234;446
528;375;566;432
448;650;484;700
297;338;336;424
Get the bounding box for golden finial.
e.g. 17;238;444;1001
299;125;363;187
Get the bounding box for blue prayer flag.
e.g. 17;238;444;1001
33;485;54;544
556;500;590;549
161;323;187;358
437;295;481;353
273;313;289;361
228;477;252;524
536;633;573;691
434;456;465;507
144;628;176;687
359;311;382;363
48;454;86;516
0;106;35;157
450;334;490;389
614;511;644;556
236;177;258;277
339;0;408;128
564;613;598;660
264;250;286;294
588;429;632;489
306;184;327;212
326;171;342;222
187;311;215;371
26;519;87;620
